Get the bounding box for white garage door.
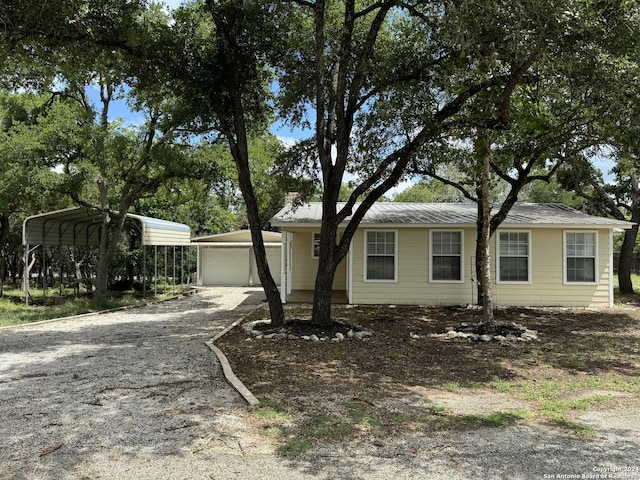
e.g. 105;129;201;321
265;247;281;286
202;247;250;285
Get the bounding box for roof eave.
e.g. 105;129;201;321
273;221;636;229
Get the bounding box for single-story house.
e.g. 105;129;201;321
270;202;635;308
193;230;281;286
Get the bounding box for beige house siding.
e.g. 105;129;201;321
345;227;612;307
492;229;610;307
350;228;474;305
288;228;347;291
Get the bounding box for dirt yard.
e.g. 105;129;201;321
216;299;640;456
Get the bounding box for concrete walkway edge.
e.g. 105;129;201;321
206;302;262;406
206;341;260;406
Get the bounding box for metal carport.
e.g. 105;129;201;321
22;207;191;303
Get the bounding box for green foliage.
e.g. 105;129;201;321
393;179;465;203
520;178;584;208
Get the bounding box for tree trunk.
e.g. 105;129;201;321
210;3;286;328
224;122;284;327
311;261;337;327
617;175;640;295
224;106;284;326
22;249;37;293
618;227;637;294
311;220;340;327
95;214;127;295
238;173;284;326
476;133;495;331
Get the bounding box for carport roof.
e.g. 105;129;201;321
191;229;282;243
23;207;191;247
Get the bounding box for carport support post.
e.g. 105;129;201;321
142;246;146;299
24;244;29;305
164;245;167;295
172;246;176;295
180;246;184;291
59;244;63;298
42;246;46;301
154;245;157;296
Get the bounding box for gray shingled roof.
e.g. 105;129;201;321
270;202;635;228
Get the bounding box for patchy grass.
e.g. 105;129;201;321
438;411;531;430
0;289;189;327
443;381;462;391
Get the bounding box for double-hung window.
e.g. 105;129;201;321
365;231;397;281
565;231;597;283
498;231;530;283
431;231;463;282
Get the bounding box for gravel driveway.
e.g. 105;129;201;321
1;288;639;480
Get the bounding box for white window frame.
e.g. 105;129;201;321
496;230;532;284
429;230;464;283
563;230;598;285
364;229;398;282
312;232;321;258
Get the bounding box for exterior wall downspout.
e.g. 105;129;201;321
609;229;614;308
196;245;202;286
348;240;353;305
280;232;288;304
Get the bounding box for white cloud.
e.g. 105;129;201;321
386;178;415;199
154;0;186;11
277;136;299;149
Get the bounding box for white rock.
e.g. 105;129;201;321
479;335;492;342
505;334;518;342
302;335;311;341
335;332;345;341
310;335;319;342
347;330;354;338
331;338;340;342
445;326;456;332
494;335;506;342
445;331;458;339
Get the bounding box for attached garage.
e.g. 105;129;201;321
194;230;281;286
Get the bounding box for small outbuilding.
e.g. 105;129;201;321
193;230;281;286
22;207;192;301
